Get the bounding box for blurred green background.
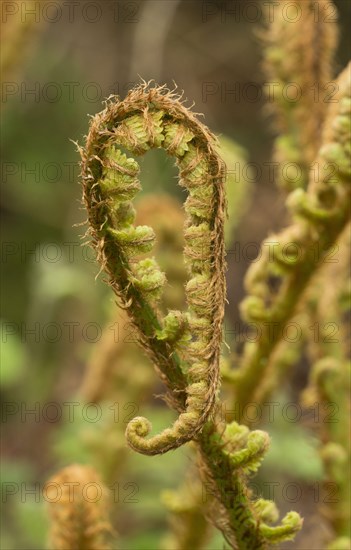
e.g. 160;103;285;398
1;1;350;548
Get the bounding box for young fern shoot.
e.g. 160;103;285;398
79;83;226;456
78;82;304;549
262;0;339;190
46;465;113;550
235;63;351;419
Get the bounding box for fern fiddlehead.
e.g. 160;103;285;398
234;63;351;419
262;0;339;190
197;419;302;549
46;464;113;549
78;82;304;549
79;83;226;456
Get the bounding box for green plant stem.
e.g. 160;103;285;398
235;63;351;421
198;421;268;550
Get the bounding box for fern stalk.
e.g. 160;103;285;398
262;0;339;189
235;63;351;420
78;83;303;548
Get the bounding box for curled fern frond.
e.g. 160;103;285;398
46;464;113;550
259;511;303;543
262;0;339;189
224;421;270;473
198;420;303;549
234;63;351;418
79;83;226;455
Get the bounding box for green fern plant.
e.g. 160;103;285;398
73;8;350;547
46;464;113;549
231;64;351;421
79;84;226;456
78;82;304;549
261;0;339;190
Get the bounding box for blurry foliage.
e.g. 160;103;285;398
0;320;26;387
1;0;350;548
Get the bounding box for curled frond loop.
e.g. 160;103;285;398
259;511;303;543
226;430;270;473
80;83;226;455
